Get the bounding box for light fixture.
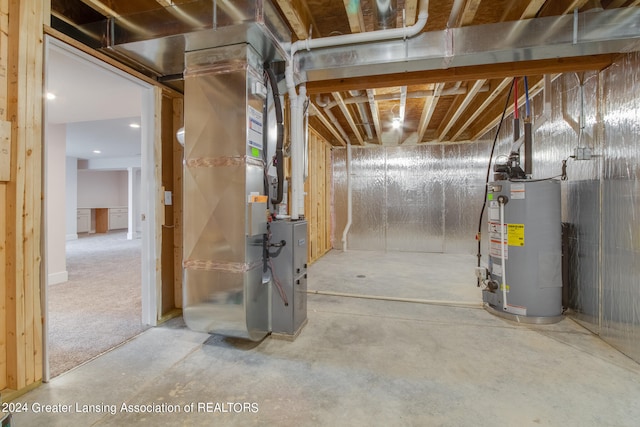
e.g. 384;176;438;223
46;92;56;100
93;150;101;154
129;123;141;129
390;104;403;130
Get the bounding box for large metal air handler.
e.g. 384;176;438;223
177;0;307;341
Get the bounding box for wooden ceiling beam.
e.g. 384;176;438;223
415;82;443;143
437;79;485;141
538;0;590;17
273;0;317;40
304;54;616;94
459;0;482;27
449;78;512;141
468;75;545;141
342;0;365;33
78;0;117;17
605;0;627;8
309;103;347;146
332;92;364;145
500;0;547;21
367;89;383;144
404;0;419;26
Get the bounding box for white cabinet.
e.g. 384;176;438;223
108;207;128;230
77;208;91;233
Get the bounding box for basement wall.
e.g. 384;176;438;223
332;51;640;363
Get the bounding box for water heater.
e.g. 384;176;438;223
482;179;563;323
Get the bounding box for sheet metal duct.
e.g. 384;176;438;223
182;44;270;341
297;7;640;84
80;0;290;76
373;0;398;30
177;1;291;341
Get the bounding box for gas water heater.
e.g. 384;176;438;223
481;179;563;323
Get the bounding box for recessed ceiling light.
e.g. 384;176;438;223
392;118;401;129
129;123;141;128
46;92;56;100
93;150;101;154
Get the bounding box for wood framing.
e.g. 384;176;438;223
172;98;184;309
305;128;332;264
4;0;47;391
0;0;8;393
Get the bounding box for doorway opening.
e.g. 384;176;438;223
43;37;158;380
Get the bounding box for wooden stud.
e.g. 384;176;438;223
154;87;164;321
5;0;46;391
173;97;184;309
0;182;6;391
0;121;11;181
0;0;8;392
416;83;444;143
303;128;332;264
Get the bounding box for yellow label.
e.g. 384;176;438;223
250;195;268;203
507;223;525;246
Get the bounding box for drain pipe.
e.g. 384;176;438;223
342;140;353;251
284;0;429;220
498;196;509;311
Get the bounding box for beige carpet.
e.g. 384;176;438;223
47;231;148;378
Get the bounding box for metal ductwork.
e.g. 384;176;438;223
78;0;290;77
101;0;302;341
373;0;398;30
296;7;640;84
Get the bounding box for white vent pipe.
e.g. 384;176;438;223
285;0;430;220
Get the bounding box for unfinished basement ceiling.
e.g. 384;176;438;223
50;0;640;147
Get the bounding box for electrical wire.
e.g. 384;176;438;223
268;258;289;306
514;77;519;120
524;76;531;118
476;78;516;280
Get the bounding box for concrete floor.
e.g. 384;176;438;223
10;251;640;426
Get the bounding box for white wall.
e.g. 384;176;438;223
65;156;78;240
46;124;68;285
77;170;128;207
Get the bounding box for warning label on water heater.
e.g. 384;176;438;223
510;183;525;199
488;220;508;259
507;224;525;246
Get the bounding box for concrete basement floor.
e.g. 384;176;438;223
9;250;640;426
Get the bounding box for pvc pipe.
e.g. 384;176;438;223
288;0;429;57
499;200;508;311
324;106;350;142
307;289;483;309
297;84;307;218
284;0;429;220
341;141;353;251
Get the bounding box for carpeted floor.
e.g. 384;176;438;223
47;231;148;378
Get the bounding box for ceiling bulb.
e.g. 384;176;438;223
392;118;401;129
129;123;141;128
46;92;56;100
93;150;101;154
